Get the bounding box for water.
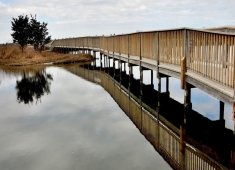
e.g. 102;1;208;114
0;66;171;170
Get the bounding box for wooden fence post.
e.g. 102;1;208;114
181;29;188;89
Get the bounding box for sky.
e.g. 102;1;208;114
0;0;235;43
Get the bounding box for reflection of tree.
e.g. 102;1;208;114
16;70;53;104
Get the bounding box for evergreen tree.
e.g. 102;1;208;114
11;14;51;52
11;15;30;52
30;15;51;51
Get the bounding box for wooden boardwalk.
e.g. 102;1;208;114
51;27;235;105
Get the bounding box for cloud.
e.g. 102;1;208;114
1;0;235;43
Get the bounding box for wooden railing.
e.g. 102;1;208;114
187;30;235;87
51;28;235;95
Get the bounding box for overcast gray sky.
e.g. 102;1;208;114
0;0;235;43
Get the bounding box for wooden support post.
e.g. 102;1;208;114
129;63;133;92
113;59;116;78
157;73;161;113
100;53;103;71
92;51;94;70
220;101;225;121
108;57;110;74
93;51;96;67
120;60;122;85
130;65;133;77
151;70;153;86
104;55;106;69
184;83;192;111
140;66;143;97
166;76;170;97
140;66;143;101
106;56;108;68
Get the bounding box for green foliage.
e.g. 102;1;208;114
30;15;51;51
11;15;30;52
11;14;51;52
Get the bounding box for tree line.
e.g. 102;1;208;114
11;14;51;52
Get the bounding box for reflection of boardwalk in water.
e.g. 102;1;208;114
64;64;235;170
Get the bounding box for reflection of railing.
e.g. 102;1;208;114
65;65;227;170
185;145;225;170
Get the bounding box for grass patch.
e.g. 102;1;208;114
0;44;93;66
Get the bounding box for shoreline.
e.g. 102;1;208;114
0;44;93;67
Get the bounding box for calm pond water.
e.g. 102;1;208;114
0;66;171;170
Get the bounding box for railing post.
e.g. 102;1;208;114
181;29;188;89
